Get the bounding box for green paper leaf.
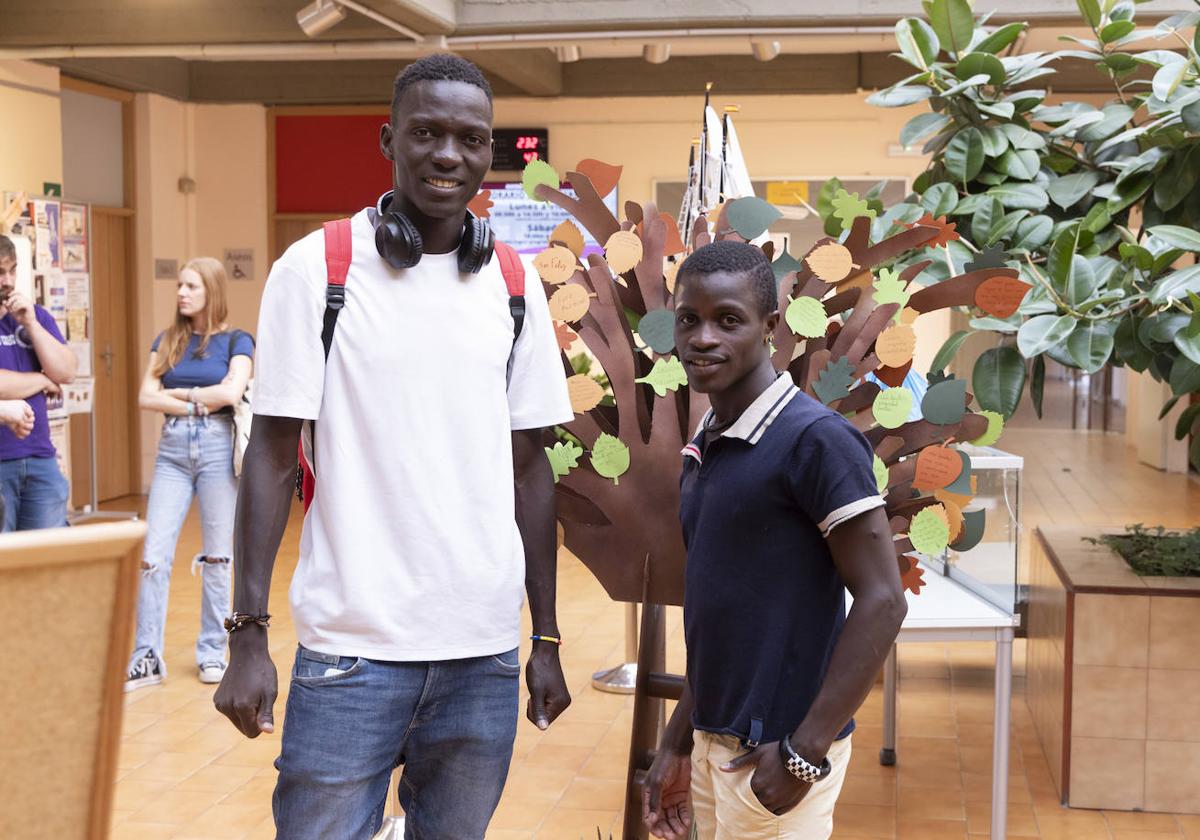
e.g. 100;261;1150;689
950;509;986;552
545;440;583;483
931;330;971;375
590;433;630;485
831;189;875;232
1018;314;1077;358
786;296;828;338
813;356;855;405
956;52;1006;85
727;196;782;240
921;378;969;425
972;346;1027;418
945;128;986;182
910;506;951;555
873;387;914;429
970;410;1005;447
772;251;804;281
522;159;559;202
874;267;911;314
944;449;974;495
636;309;677;354
1067;322;1116;374
635;356;689;397
928;0;975;56
873;454;890;494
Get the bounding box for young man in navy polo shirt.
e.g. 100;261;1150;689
643;241;908;840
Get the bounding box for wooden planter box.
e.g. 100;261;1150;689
1027;526;1200;813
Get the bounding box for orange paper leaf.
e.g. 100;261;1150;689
575;159;622;198
639;212;686;256
906;213;960;248
899;555;926;595
467;189;493;219
913;445;963;491
554;322;578;351
975;276;1032;319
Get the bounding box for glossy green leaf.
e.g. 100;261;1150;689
930;330;972;374
1106;172;1153;214
998;123;1046;151
896;17;941;67
1149;265;1200;305
1030;354;1046;418
973;346;1027;418
956;52;1006;85
1013;215;1054;252
986;182;1049;210
974;22;1025;54
1153;149;1200;213
1118;243;1154;271
928;0;976;56
971;197;1003;245
1100;20;1136;43
920;182;960;217
997;149;1040;180
1066;255;1102;305
1169;356;1200;397
1146;225;1200;252
1047;171;1103;209
1076;0;1101;28
1076;104;1135;142
1174;310;1200;365
945;128;986;182
1067;322;1116;373
867;85;935;107
901;113;952;148
1018;314;1078;357
1152;61;1189;102
1114;314;1152;372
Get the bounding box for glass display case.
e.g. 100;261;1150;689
921;444;1023;617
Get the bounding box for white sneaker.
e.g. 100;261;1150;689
125;651;164;692
198;661;226;684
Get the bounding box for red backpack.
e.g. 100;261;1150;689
297;217;526;511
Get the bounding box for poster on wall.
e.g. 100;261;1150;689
30;199;60;269
66;273;89;310
482;182;619;254
224;248;254;281
69;340;92;378
63;378;94;414
61;202;87;272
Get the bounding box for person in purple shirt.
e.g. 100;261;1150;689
0;233;78;531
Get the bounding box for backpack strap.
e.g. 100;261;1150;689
321;218;353;360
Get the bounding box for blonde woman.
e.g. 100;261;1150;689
126;257;253;691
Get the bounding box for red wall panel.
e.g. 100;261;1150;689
275;114;391;214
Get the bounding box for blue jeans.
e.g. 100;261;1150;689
0;455;69;532
273;645;521;840
129;415;236;673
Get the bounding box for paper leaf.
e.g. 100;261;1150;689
873;454;889;493
591;433;630;485
876;323;917;368
605;230;644;274
772;251;804;281
873;387;914;430
906;212;960;248
534;245;578;285
545;441;583;483
913;445;964;491
813;356;855;405
970;409;1005;447
910;505;951;555
550;219;585;257
554;322;578;351
873;267;911;314
935;485;974;510
548;284;590;322
805;242;857;283
965;245;1009;272
921;378;968;425
900;555;927;595
943;450;975;496
637;309;676;354
975;276;1032;319
639;212;686;256
576;159;622;198
950;509;987;552
635;355;688;397
665;261;680;295
786;296;828;338
941;498;965;543
926;369;953;387
831;188;876;232
567;374;605;413
900;307;921;325
726;196;782;240
467;189;494;219
875;360;913;388
523;159;560;202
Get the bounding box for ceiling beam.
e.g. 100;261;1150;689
468;48;563;97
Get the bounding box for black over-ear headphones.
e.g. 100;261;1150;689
373;190;495;275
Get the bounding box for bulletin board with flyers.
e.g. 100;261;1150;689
2;193;96;500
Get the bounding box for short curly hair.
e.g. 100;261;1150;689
677;240;778;317
0;234;14;265
391;54;493;123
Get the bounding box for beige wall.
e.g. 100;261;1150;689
0;61;63;198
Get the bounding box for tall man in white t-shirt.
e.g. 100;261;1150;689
214;54;575;839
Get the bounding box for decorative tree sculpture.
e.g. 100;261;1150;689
515;160;1027;607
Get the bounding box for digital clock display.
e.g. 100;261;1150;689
491;128;550;171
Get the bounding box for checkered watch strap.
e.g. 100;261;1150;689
779;735;832;784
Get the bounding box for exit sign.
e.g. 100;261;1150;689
492;128;549;171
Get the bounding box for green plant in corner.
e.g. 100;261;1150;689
1084;523;1200;576
861;0;1200;469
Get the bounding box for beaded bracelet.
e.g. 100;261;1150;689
530;634;563;646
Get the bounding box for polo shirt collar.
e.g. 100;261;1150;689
684;373;800;463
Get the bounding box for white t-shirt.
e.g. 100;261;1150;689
253;209;573;660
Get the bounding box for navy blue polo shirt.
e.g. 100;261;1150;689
680;373;884;746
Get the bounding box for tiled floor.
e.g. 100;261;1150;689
106;424;1200;839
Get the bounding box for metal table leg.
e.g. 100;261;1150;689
990;627;1014;840
592;602;638;694
880;644;897;766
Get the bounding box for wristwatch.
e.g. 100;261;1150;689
779;735;832;784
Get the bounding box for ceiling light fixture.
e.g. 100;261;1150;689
643;43;671;64
296;0;346;38
751;40;781;61
555;45;581;62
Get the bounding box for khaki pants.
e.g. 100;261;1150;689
690;731;852;840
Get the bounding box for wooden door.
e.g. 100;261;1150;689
73;208;138;503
